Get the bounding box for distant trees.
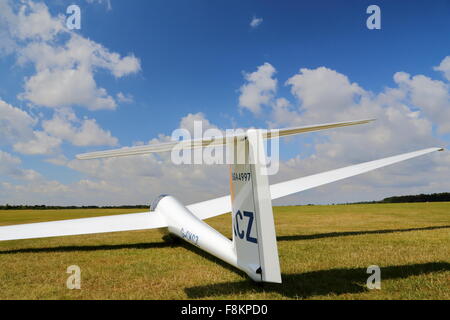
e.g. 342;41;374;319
381;193;450;203
0;192;449;210
0;204;148;210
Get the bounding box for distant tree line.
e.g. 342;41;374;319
347;192;450;205
1;192;449;210
380;192;450;203
0;204;149;210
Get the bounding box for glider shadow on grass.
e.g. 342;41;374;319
185;262;450;299
1;225;448;256
1;225;448;298
277;225;450;242
0;241;172;254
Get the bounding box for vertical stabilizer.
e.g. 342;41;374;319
229;130;281;283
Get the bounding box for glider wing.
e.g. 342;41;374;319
189;147;443;220
0;148;442;240
0;212;167;241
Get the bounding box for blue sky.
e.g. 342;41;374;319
0;0;449;205
42;0;450;141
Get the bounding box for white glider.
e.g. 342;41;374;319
0;119;444;283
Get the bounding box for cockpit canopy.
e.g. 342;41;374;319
150;194;169;211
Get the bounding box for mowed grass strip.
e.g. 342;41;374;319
0;203;449;299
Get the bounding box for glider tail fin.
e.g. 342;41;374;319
230;129;281;283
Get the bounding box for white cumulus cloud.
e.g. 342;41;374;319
1;1;140;110
238;63;277;114
250;16;263;28
13;130;61;155
42;109;118;147
0;150;43;181
0;98;36;145
394;71;450;134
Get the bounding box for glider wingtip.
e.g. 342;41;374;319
75;154;89;160
352;118;376;125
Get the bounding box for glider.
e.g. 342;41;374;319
0;119;444;283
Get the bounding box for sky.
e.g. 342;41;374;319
0;0;450;206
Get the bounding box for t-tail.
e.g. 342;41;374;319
229;129;281;283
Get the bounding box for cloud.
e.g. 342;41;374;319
257;64;449;204
0;150;22;177
0;0;18;55
277;66;442;158
17;35;140;78
0;150;43;181
116;92;134;104
0;98;61;155
63;153;228;206
45;154;68;166
13;130;61;155
17;34;140;110
269;97;302;128
179;112;218;134
42;109;118;147
0;98;36;145
250;16;263;28
0;99;447;206
4;0;65;42
0;2;448;206
393;71;450;134
4;57;448;206
0;112;230;206
85;0;112;11
272;150;450;206
20;66;117;110
1;1;140;110
238;63;277;114
286;67;364;122
434;56;450;81
0;1;135;155
1;97;117;155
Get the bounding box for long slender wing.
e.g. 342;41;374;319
0;147;442;241
189;147;443;220
0;212;167;241
187;196;231;221
264;119;374;139
76;119;374;160
270;147;443;200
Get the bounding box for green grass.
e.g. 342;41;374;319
0;203;449;300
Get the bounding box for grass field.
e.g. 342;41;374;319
0;203;449;300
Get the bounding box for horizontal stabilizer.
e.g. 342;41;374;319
0;212;167;241
76;119;374;160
